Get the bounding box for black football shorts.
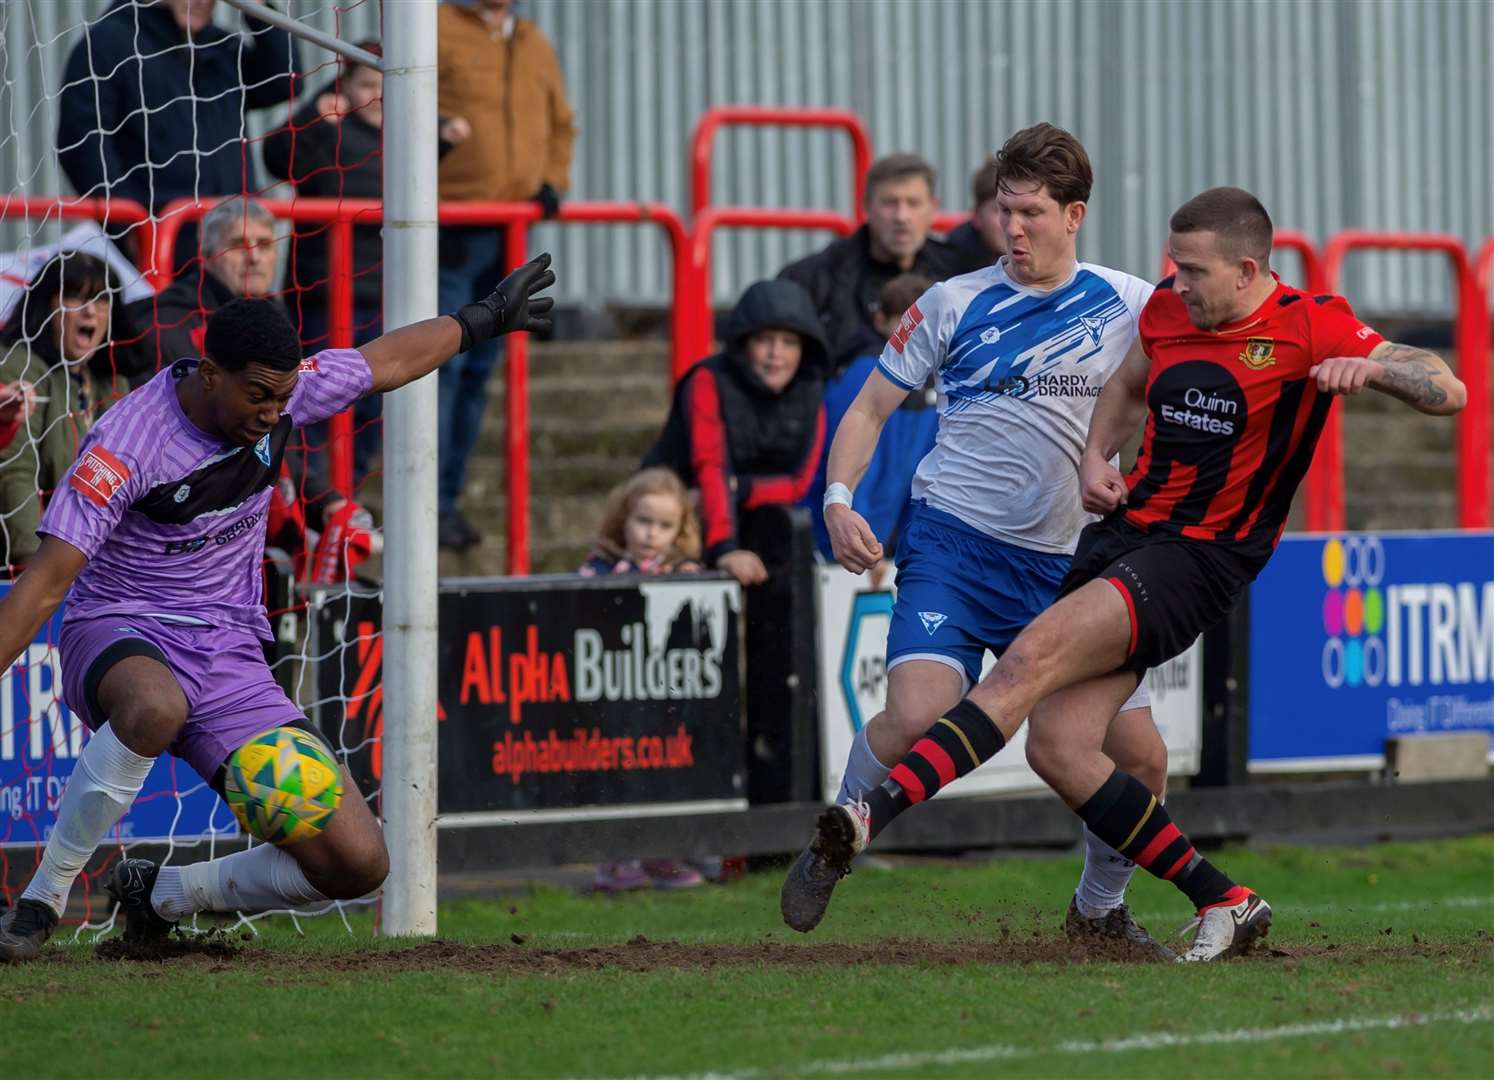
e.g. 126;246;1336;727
1056;513;1259;672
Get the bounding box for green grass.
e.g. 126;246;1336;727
6;836;1494;1078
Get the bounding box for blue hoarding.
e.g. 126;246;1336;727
0;584;234;846
1249;531;1494;768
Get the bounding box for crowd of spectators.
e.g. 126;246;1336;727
23;0;578;563
18;0;1009;595
2;1;1017;886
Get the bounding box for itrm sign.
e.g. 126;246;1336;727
1249;531;1494;771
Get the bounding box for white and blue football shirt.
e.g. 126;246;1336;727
877;259;1152;554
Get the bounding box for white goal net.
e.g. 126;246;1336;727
0;0;401;940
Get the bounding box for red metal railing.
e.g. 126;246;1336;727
12;106;1494;571
151;197;689;575
433;200;689;573
677;207;857;378
0;195;155;274
690;106;872;224
1322;232;1490;529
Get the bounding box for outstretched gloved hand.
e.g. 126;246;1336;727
451;252;557;351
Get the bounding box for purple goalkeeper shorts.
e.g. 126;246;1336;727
59;616;306;785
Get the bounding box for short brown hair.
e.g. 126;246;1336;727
879;273;932;319
864;153;937;203
1169;186;1273;264
594;467;701;564
992;123;1092;205
970;155;1000;207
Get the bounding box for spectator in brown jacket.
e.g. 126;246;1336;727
435;0;577;551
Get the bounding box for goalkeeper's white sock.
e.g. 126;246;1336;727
20;724;155;916
152;843;329;919
835;725;892;806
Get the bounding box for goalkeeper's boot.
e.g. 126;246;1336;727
1176;887;1271;962
105;858;176;943
0;898;59;963
780;799;871;933
1063;897;1176;962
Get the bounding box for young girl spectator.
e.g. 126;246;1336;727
581;467;706;890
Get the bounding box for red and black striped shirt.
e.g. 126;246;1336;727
1124;277;1382;561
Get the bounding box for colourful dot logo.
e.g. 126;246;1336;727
1321;537;1386;688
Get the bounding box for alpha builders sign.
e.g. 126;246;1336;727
314;575;746;816
1249;531;1494;769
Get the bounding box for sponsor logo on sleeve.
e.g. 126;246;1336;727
299;356;320;373
1356;326;1375;341
889;301;924;354
69;446;130;508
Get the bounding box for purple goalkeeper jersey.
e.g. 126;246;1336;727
37;348;372;639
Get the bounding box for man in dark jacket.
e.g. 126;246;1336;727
946;155;1007;270
57;0;301;266
643;279;830;587
778;154;986;374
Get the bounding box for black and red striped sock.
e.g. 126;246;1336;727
1076;769;1237;910
864;699;1006;840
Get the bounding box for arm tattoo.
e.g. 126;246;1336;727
1371;343;1449;408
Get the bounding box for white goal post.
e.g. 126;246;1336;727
228;0;441;936
373;0;440;938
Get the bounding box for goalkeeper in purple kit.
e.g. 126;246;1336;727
0;254;555;962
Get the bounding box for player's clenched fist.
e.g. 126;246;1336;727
1308;355;1380;396
826;503;883;574
1079;451;1128;514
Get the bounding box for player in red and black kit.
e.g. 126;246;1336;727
790;187;1465;962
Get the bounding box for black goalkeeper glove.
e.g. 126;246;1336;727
450;252;557;351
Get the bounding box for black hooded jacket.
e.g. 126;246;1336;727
643;279;830;563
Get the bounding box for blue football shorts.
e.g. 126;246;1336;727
886;501;1150;710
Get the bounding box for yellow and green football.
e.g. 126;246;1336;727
223;727;343;846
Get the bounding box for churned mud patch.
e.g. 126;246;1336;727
94;926;246;963
85;928;1494;973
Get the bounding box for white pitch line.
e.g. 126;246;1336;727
602;1004;1494;1080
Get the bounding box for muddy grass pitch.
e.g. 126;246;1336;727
8;838;1494;1078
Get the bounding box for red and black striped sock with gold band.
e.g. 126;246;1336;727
1076;769;1236;910
864;698;1006;840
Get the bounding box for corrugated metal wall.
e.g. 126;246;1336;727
3;0;1491;312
